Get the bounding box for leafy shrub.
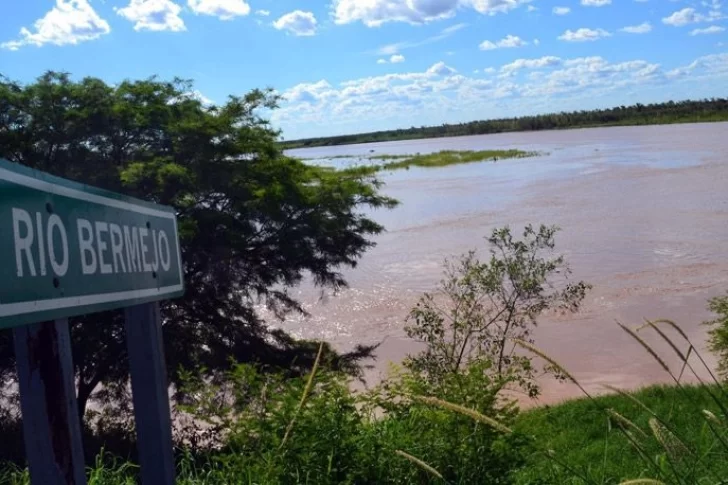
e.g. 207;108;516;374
174;355;530;484
404;224;590;398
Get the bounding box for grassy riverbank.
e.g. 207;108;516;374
2;383;726;484
282;98;728;149
515;384;728;484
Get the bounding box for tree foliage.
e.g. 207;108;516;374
0;71;397;417
404;225;591;397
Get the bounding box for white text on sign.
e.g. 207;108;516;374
12;208;172;278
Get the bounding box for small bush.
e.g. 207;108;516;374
706;293;728;380
404;224;590;398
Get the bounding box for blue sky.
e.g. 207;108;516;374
1;0;726;139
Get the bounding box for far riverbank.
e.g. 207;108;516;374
280;98;728;149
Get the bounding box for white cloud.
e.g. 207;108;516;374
427;61;457;75
479;34;528;50
273;10;317;36
256;9;270;16
558;28;611;41
704;0;725;19
377;23;467;55
390;54;406;63
377;58;388;64
690;25;725;34
662;8;707;26
2;0;110;50
695;52;728;73
501;56;562;73
581;0;611;6
553;6;571;14
117;0;185;31
284;80;336;103
523;57;665;96
527;5;538;12
441;22;468;35
188;0;250;19
332;0;528;27
178;90;213;105
273;48;728;139
620;22;652;33
467;0;529;16
273;53;708;138
667;52;728;78
333;0;458;26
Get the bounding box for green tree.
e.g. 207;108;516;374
706;294;728;379
0;71;397;417
404;224;591;398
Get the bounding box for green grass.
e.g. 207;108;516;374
514;384;728;484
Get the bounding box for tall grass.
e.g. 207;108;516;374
280;342;324;449
513;320;728;484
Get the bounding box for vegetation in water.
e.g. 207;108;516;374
379;149;536;170
281;98;728;149
307;149;539;176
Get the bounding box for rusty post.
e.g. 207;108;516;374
13;319;87;485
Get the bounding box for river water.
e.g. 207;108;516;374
278;123;728;404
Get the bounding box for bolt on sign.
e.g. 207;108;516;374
0;159;184;328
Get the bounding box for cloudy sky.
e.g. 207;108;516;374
1;0;727;139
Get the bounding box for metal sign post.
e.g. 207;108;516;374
124;302;176;485
14;319;86;485
1;159;185;484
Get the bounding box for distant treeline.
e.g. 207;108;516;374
281;98;728;149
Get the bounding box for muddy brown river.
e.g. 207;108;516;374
277;122;728;405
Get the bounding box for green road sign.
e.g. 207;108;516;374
0;159;184;329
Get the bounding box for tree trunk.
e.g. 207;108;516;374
76;379;97;421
